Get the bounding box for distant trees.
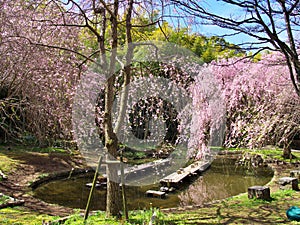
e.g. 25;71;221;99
80;16;244;63
150;23;245;63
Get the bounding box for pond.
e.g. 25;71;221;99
33;155;273;210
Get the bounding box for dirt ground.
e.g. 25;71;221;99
0;148;87;216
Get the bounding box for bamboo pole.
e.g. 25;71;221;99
84;155;103;221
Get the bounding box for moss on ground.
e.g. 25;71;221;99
0;207;56;225
0;153;18;174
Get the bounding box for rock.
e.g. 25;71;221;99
0;170;7;180
278;177;299;191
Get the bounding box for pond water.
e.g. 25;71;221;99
33;155;274;210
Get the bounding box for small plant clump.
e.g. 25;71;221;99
0;194;11;205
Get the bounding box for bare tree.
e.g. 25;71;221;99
169;0;300;96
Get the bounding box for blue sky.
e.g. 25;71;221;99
196;1;256;45
174;0;259;46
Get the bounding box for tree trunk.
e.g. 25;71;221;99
106;153;121;217
283;144;292;159
104;0;122;217
104;75;121;216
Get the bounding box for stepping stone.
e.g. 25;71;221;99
248;186;270;200
145;190;166;199
278;177;299;191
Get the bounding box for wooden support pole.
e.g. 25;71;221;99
120;150;129;220
84;155;103;221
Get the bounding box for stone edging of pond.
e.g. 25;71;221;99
0;198;25;209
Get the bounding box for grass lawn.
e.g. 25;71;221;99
162;190;300;224
52;190;299;224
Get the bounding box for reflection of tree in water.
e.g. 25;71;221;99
178;175;232;206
